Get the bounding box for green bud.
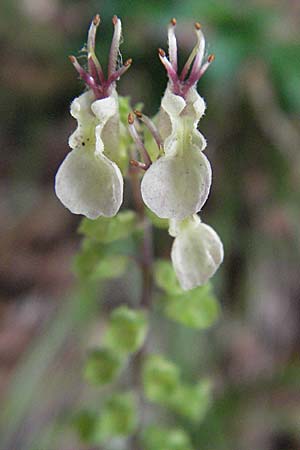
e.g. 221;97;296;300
84;348;123;386
105;306;148;354
73;410;97;443
163;283;220;329
73;239;104;279
95;392;138;442
146;208;169;230
143;355;180;404
91;254;128;280
154;259;183;295
170;379;212;422
142;425;194;450
78;210;138;244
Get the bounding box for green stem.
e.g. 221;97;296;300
128;168;154;450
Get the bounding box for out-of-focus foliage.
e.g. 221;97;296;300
104;306;148;354
84;348;124;386
142;425;194;450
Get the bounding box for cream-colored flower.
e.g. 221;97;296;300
141;87;211;220
140;20;215;220
55;91;123;219
55;15;132;219
170;215;223;290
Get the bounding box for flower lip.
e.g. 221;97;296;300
159;19;215;98
69;15;132;100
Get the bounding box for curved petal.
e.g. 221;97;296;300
91;89;122;165
158;86;207;157
171;219;224;290
141;149;212;220
55;147;123;219
68;91;97;151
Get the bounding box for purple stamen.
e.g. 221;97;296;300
108;58;132;83
88;56;101;84
179;23;204;81
158;19;213;98
168;18;178;72
128;113;152;169
183;54;215;96
130;159;147;171
70;15;131;99
108;15;122;78
134;110;163;150
186;28;205;84
158;48;180;90
87;14;100;52
69;55;103;97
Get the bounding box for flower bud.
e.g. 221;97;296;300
170;215;223;290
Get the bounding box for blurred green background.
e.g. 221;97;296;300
0;0;300;449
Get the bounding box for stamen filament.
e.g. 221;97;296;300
186;27;206;83
134;110;163;149
128;113;152;168
108;15;122;78
87;14;101;53
158;48;179;87
108;58;132;83
180;23;205;81
130;159;147;170
87;16;106;85
88;54;105;85
183;54;214;95
168;18;178;72
69;55;103;97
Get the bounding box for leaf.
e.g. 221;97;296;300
118;96;132;123
142;425;194;450
146;208;169;230
94;392;138;443
170;379;212;422
78;210;138;244
91;254;128;280
104;306;148;354
163;283;220;329
73;410;97;443
84;348;124;386
154;260;183;295
72;240;104;279
143;354;180;404
73;239;129;281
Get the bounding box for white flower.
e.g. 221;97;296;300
169;215;223;290
55;15;132;219
55;91;123;219
141;87;211;220
140;20;215;220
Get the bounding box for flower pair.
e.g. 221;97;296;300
55;15;223;290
